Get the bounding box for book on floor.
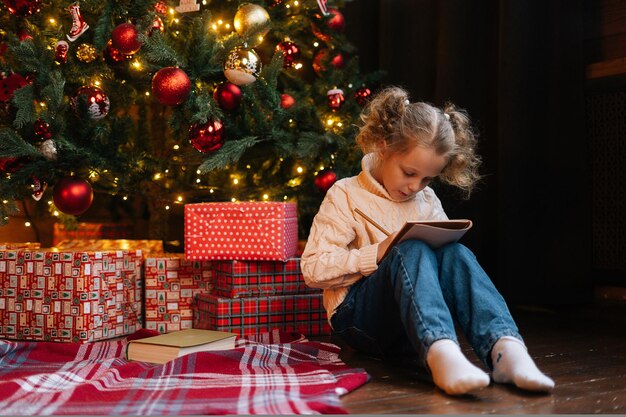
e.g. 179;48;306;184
126;328;237;364
382;219;473;258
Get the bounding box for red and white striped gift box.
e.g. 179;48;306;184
193;292;331;337
184;202;298;261
0;249;143;342
144;255;213;333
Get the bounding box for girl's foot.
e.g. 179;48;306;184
427;339;490;395
491;336;555;392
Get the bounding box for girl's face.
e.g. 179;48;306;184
373;145;448;201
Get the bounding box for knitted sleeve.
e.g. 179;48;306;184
300;184;379;289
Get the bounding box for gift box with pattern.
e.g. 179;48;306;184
53;222;134;246
0;242;41;250
212;257;319;298
184;202;298;261
193;292;330;337
55;239;164;254
144;255;213;333
0;249;143;342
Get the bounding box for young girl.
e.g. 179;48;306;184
300;86;555;396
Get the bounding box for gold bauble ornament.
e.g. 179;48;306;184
233;3;270;45
224;47;262;86
76;43;97;63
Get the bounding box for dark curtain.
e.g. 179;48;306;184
344;0;592;305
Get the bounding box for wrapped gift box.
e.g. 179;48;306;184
213;258;318;298
55;239;164;254
193;292;330;337
0;242;41;250
185;202;298;261
53;222;134;246
144;255;213;333
0;249;143;342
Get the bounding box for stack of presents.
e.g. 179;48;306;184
0;202;330;343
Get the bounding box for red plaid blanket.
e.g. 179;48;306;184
0;330;368;415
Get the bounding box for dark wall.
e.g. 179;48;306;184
344;0;593;306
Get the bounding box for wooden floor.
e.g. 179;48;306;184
324;300;626;414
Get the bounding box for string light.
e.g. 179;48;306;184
262;194;269;200
153;173;162;180
177;195;183;202
231;197;237;202
24;222;31;227
165;205;170;210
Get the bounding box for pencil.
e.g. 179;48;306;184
354;208;391;236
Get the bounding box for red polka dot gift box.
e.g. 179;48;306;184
184;202;298;261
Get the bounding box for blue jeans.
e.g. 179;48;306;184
330;240;522;371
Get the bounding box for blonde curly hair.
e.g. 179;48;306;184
355;86;482;197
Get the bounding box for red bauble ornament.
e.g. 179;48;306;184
71;85;110;120
314;170;337;193
276;41;301;68
2;0;42;17
312;49;344;76
111;23;142;55
327;88;345;111
154;1;167;15
0;73;28;102
355;86;372;106
213;82;242;111
152;67;191;106
0;157;25;174
34;118;52;139
327;8;345;32
280;93;295;109
104;40;127;64
53;176;93;216
189;119;224;153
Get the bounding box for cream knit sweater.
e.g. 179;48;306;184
301;153;448;325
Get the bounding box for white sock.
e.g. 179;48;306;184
426;339;490;395
491;336;555;392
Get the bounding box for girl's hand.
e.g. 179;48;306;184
376;231;400;263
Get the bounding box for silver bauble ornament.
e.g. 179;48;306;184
40;139;58;160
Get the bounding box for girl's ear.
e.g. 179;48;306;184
377;140;387;156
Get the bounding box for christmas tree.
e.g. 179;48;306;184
0;0;381;240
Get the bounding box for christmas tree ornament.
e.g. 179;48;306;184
31;176;46;201
111;23;142;55
189;119;224;153
0;157;24;174
54;40;69;64
2;0;42;17
18;30;33;41
154;1;168;15
312;49;344;75
0;72;28;102
151;67;191;106
276;41;301;68
53;175;93;216
213;82;242;111
150;16;165;34
280;93;295;109
76;43;97;63
327;88;344;111
326;8;345;32
316;0;328;15
66;2;89;42
224;47;261;86
234;3;270;45
70;85;110;120
314;170;337;193
103;40;126;64
40;139;57;160
175;0;199;13
355;86;372;106
34;118;52;139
